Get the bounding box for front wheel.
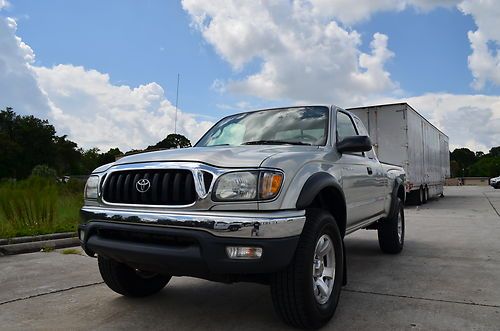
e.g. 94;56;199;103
271;209;344;329
378;198;405;254
98;256;171;297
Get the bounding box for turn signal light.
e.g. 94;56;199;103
259;172;283;200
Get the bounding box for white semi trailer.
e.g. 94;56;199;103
348;103;450;205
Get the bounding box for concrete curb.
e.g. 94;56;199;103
0;234;79;256
0;232;77;246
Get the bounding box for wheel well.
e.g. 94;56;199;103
307;187;346;237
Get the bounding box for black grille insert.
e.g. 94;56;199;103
102;169;197;205
97;228;198;247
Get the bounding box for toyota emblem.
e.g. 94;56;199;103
136;178;151;193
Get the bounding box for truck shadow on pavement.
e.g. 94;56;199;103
97;238;407;330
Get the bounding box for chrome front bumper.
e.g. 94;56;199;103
80;207;306;239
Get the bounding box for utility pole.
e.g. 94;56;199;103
174;73;180;134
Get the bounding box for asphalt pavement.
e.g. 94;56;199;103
1;186;499;330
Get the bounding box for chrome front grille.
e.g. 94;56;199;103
102;169;206;206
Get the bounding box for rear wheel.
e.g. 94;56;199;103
378;198;405;254
271;209;344;329
98;256;171;297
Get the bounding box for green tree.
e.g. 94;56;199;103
147;133;191;150
1;108;58;178
450;148;477;176
489;146;500;157
0;108;195;178
53;135;82;175
31;164;58;179
450;160;461;178
468;156;500;177
98;148;123;165
80;148;101;175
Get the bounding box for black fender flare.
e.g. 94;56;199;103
296;172;345;210
296;172;348;285
387;177;405;220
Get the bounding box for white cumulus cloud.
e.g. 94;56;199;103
0;15;213;151
459;0;500;90
182;0;398;105
34;65;213;151
308;0;459;24
0;1;9;10
182;0;500;152
0;16;52;116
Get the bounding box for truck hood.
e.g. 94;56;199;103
113;146;318;168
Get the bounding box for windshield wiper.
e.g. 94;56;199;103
242;140;311;146
207;144;230;147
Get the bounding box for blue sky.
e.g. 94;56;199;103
357;7;479;95
1;0;500;151
6;0;226;118
6;1;490;114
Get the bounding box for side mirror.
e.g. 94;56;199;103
336;135;372;153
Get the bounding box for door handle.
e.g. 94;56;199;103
367;167;373;175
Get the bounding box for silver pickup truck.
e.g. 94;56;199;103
80;105;405;329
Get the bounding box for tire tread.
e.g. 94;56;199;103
271;209;343;329
98;256;170;297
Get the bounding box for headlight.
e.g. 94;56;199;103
84;175;99;199
213;170;283;201
213;171;258;201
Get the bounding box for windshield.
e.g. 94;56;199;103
196;106;329;147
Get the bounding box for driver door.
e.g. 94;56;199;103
336;111;383;228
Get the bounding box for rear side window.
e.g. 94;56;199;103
353;117;368;136
336;111;358;140
353;117;376;159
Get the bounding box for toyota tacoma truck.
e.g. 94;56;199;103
80;105;406;329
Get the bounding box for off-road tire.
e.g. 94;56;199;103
270;209;344;329
378;198;405;254
98;256;171;297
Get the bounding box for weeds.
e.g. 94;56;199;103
40;245;55;252
61;248;81;255
0;177;84;238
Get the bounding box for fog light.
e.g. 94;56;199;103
226;246;262;259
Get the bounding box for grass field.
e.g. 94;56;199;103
0;177;83;239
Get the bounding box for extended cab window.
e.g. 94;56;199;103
336;111;358;140
337;111;363;156
353;117;376;159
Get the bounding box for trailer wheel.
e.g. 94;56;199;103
411;187;423;205
422;187;428;204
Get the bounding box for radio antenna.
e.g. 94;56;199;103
174;73;180;134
